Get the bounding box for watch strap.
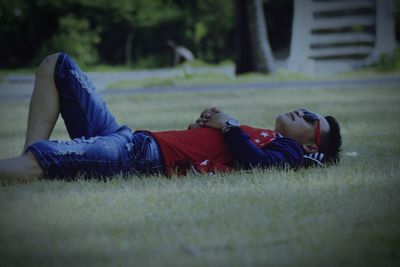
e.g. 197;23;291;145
221;119;241;133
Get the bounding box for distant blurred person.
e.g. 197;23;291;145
166;39;194;74
166;39;194;66
0;53;342;184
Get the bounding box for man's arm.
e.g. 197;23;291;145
203;110;303;169
224;127;303;169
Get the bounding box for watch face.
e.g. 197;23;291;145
227;119;241;127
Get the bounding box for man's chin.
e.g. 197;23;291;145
274;114;286;135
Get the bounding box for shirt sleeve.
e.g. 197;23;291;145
223;127;303;169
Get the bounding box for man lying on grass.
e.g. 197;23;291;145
0;53;342;183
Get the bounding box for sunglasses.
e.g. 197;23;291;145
299;109;321;148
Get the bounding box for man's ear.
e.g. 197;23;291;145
302;143;319;153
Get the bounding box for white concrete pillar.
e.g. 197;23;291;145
368;0;396;62
287;0;316;75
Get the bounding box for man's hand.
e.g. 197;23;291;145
188;107;220;129
188;107;238;130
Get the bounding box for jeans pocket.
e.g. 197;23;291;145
133;136;164;175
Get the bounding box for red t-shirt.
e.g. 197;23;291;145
150;125;279;176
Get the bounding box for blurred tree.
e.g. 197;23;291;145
396;0;400;41
95;0;183;66
263;0;293;59
184;0;235;63
0;0;236;68
37;14;100;66
235;0;275;74
0;0;59;67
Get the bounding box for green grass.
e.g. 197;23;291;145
0;68;35;82
3;62;399;88
0;84;399;266
108;71;235;89
325;67;400;80
107;68;400;90
107;70;311;90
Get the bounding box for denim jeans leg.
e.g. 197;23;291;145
54;52;120;139
26;128;164;179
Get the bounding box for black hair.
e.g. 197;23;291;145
321;116;342;164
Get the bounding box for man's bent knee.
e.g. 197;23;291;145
37;53;60;73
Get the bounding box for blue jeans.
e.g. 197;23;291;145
26;52;164;179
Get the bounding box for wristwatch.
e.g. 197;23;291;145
221;119;241;133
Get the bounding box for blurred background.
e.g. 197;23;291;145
0;0;399;74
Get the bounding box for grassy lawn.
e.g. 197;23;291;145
107;68;400;90
4;62;399;90
107;69;312;90
0;84;399;266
